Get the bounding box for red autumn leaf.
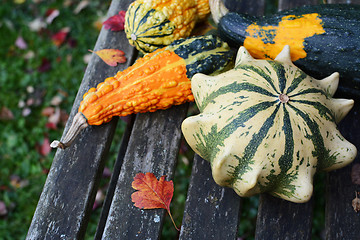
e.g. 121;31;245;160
89;49;126;66
37;137;51;156
38;58;51;72
103;11;126;31
52;27;70;47
131;172;179;230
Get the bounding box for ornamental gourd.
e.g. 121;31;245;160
211;1;360;97
181;45;357;203
51;35;233;149
125;0;210;53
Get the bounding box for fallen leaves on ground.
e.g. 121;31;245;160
73;0;89;14
0;107;14;121
38;58;51;72
15;36;28;49
89;49;126;66
93;189;105;210
0;201;7;218
10;175;29;189
45;9;60;24
41;105;68;130
52;27;70;47
36;137;51;156
103;10;126;31
131;172;179;230
28;17;46;32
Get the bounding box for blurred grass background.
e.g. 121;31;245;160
0;1;112;239
0;0;325;239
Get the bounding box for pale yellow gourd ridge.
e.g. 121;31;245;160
181;45;357;203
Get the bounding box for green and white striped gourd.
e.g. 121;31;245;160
181;45;357;203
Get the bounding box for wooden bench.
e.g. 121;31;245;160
26;0;360;239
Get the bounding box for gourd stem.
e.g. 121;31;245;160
279;93;290;103
209;0;229;24
50;112;89;149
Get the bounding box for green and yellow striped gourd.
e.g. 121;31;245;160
124;0;210;53
181;45;357;203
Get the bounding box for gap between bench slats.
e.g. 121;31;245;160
26;0;136;239
326;101;360;239
100;104;188;239
179;155;241;240
95;115;136;239
256;1;360;240
254;1;318;239
326;0;360;234
180;1;265;239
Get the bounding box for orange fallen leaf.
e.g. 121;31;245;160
131;172;179;231
89;49;126;66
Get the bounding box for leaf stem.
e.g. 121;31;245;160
166;207;179;231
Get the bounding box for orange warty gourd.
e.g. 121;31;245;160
50;35;233;149
81;48;190;126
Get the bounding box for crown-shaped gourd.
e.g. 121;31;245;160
182;45;357;203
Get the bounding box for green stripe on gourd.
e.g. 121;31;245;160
167;35;234;78
181;45;357;203
125;2;175;53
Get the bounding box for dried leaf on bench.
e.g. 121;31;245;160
131;172;179;230
103;10;126;31
352;191;360;212
89;49;126;66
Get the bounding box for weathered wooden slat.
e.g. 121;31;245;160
94;115;136;239
255;1;318;239
324;3;360;239
255;194;314;240
100;104;188;239
179;1;266;239
325;101;360;239
26;0;136;239
179;155;241;240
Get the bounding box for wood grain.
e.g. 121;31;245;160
26;0;136;239
100;104;188;239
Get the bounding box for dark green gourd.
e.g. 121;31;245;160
215;4;360;98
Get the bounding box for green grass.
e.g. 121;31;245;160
0;1;110;239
